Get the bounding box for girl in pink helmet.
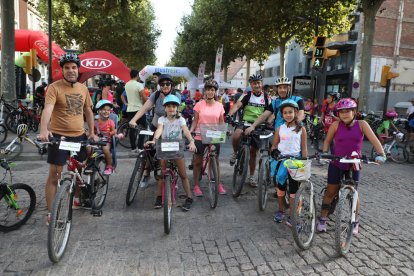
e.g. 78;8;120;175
316;98;385;235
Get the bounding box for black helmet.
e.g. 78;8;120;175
204;79;219;90
327;91;339;100
158;74;173;84
248;74;263;83
59;53;81;68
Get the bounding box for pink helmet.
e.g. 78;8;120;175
335;98;357;111
385;110;398;118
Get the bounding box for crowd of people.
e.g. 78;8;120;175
38;52;414;234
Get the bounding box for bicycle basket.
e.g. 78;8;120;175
284;159;312;181
199;123;228;144
156;139;185;160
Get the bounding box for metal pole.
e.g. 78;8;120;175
48;0;53;84
383;79;390;114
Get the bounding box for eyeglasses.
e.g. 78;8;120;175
160;82;171;87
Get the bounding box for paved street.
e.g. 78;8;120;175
1;139;414;276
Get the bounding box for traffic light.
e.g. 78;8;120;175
22;49;37;75
380;65;399;87
312;36;326;69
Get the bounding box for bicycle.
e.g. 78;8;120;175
318;152;378;256
230;121;263;198
0;159;36;232
5;99;40;133
196;123;228;208
42;137;109;263
125;129;157;206
0;124;47;161
370;131;408;163
255;128;273;211
156;139;182;234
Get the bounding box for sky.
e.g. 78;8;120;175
150;0;194;66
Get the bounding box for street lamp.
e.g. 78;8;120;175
259;62;264;76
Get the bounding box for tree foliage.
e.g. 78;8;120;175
170;0;356;76
37;0;160;69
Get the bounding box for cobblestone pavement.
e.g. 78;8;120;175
1;148;414;275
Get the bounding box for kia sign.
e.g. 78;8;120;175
81;58;112;69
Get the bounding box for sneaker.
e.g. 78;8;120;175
181;197;193;211
218;183;227;195
273;210;285;223
188;164;193;170
46;213;51;226
229;152;237;166
317;217;328;233
139;175;150;188
103;167;113;175
72;198;81;209
154;196;163;209
73;198;92;209
194;185;203;197
249;176;257;188
352;221;359;235
130;148;139;154
285;216;292;227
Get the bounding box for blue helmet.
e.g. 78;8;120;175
95;99;113;110
279;99;299;112
163;94;180;106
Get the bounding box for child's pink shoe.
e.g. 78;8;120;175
103;166;113;175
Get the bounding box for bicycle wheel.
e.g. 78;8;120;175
0;141;23;161
126;157;145;206
0;183;36;232
206;157;219;209
257;158;270;211
163;175;172;234
389;144;409;163
334;187;354;256
232;145;249;197
0;124;7;144
117;122;131;149
291;181;316;250
4;111;19;133
48;178;74;263
90;156;109;210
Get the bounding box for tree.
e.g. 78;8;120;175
37;0;160;69
358;0;386;111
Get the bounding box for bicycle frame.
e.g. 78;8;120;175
161;161;178;203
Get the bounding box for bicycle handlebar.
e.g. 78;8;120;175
36;137;108;147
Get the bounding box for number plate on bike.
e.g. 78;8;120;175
59;141;81;152
161;142;180;152
206;130;224;139
140;130;154;136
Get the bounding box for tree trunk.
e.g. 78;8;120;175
1;0;16;100
224;66;228;82
246;58;250;85
279;44;286;77
358;0;386;111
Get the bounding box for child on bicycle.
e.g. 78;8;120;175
92;100;123;175
376;110;399;144
145;95;196;211
317;98;386;234
270;99;308;227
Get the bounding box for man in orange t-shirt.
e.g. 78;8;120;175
39;53;98;220
194;89;202;102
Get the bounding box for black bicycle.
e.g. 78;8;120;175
256;127;273;211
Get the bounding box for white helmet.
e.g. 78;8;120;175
275;77;291;86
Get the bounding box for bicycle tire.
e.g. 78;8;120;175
0;183;36;232
90;156;109;210
206;157;219;209
334;187;354;256
389;144;409;163
0;141;23;161
291;181;316;250
257;158;270;211
117;122;131;149
126;157;145;206
4;111;19;133
48;178;74;263
163;175;172;234
0;124;7;144
232;145;249;197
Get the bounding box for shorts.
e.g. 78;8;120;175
47;133;88;166
235;124;261;149
194;139;221;156
327;162;360;185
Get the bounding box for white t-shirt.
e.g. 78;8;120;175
125;80;144;112
406;105;414;116
277;124;302;156
158;116;186;139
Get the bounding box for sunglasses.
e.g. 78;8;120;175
160;82;171;87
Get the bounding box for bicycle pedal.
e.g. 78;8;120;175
91;209;102;217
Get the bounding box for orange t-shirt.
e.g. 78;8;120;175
144;87;150;97
194;90;202;101
45;79;92;136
